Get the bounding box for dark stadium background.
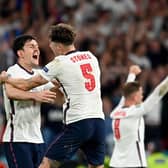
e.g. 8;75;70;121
0;0;167;167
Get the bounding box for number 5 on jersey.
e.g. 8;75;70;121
80;63;96;91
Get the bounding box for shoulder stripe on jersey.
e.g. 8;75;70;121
56;78;69;124
10;100;15;115
136;141;143;166
9;100;15;142
56;78;68;98
63;98;70;124
137;118;141;141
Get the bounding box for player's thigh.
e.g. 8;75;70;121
33;143;46;167
82;119;105;166
4;142;34;168
45;125;83;162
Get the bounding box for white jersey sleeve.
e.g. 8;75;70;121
38;58;62;81
142;76;168;112
112;76;168;119
33;69;55;90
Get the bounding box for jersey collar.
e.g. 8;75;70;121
17;63;34;75
65;50;78;55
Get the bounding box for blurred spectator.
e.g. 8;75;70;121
0;0;168;166
129;41;151;69
41;103;63;146
102;96;113;156
147;38;168;69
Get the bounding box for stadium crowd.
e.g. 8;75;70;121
0;0;168;167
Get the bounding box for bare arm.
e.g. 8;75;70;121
53;89;65;106
4;83;57;103
110;65;141;116
2;71;48;91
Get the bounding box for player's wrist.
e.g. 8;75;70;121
129;65;141;75
4;74;11;83
30;92;38;101
0;73;10;83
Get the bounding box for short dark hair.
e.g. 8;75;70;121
49;23;76;45
123;81;141;98
13;35;36;57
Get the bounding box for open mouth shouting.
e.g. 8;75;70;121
31;51;40;67
32;54;38;59
32;51;39;60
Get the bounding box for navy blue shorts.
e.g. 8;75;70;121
4;142;45;168
45;118;105;166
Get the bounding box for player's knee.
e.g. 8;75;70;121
49;159;61;168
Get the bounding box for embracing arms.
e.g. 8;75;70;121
0;72;48;91
4;83;57;104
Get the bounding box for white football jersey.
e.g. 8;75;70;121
2;64;52;143
39;51;104;124
110;75;168;167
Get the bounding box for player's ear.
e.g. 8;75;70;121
57;43;63;50
17;50;24;58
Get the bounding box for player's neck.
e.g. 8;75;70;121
61;45;76;55
124;99;135;107
17;61;33;73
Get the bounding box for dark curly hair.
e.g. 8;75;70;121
49;23;76;46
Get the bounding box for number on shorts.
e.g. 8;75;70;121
80;63;96;91
114;119;121;140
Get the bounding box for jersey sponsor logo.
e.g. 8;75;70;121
43;66;49;72
113;111;126;117
70;53;91;63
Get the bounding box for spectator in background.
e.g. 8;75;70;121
102;96;113;156
129;41;151;70
0;0;168;166
147;38;168;69
144;69;164;151
41;102;64;146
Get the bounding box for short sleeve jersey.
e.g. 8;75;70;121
110;75;168;167
110;105;147;167
3;64;45;143
39;51;104;124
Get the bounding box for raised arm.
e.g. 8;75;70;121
142;76;168;112
110;65;141;116
122;75;168;118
